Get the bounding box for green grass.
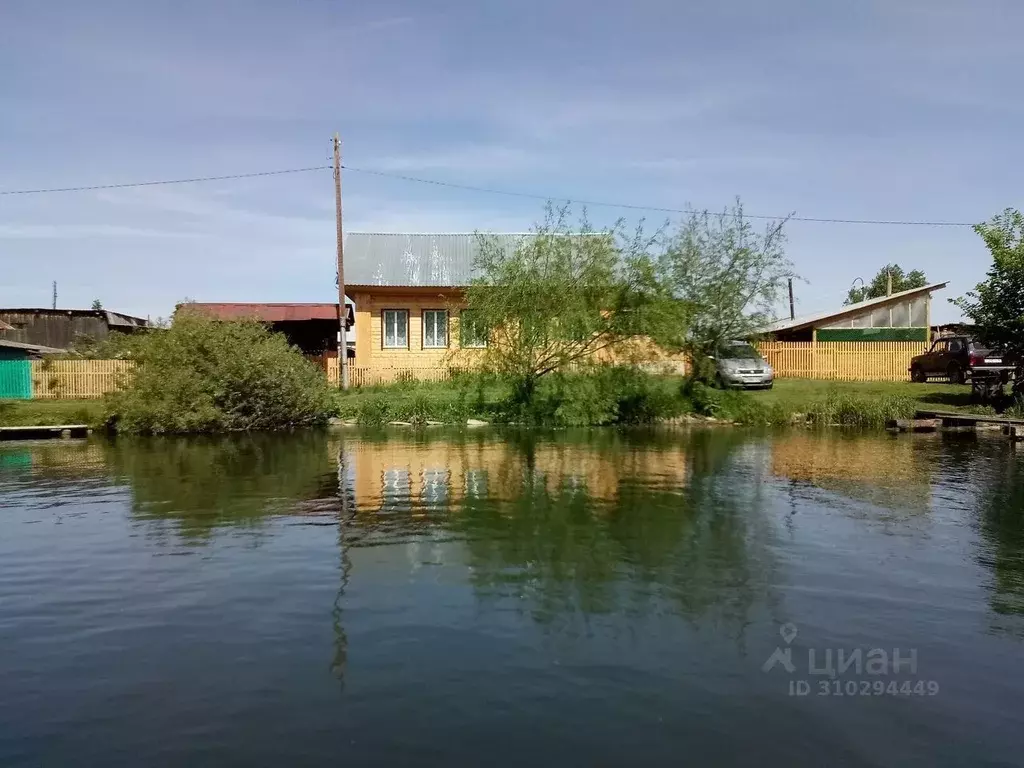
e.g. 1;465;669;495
747;379;984;415
0;399;106;428
0;378;998;431
333;376;511;425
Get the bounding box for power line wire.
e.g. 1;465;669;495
0;161;979;227
0;166;332;196
340;165;977;227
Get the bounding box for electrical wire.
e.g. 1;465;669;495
0;161;979;227
340;165;977;227
0;166;331;196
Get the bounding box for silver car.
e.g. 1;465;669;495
713;342;774;389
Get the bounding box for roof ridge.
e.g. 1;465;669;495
765;281;949;332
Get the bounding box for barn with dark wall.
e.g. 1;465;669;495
187;302;355;358
0;308;149;350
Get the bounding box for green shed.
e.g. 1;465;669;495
0;340;65;399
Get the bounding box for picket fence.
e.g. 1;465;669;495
757;341;928;382
30;360;135;399
326;359;454;388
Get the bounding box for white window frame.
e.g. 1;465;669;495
382;309;409;349
422;309;448;349
459;310;488;348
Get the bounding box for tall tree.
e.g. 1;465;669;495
953;208;1024;359
655;200;794;366
845;265;927;305
91;299;103;310
464;205;679;398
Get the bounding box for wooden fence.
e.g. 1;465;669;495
326;359;455;388
757;341;927;382
29;360;135;399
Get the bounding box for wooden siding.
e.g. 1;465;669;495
758;341;927;382
0;311;110;349
350;289;484;372
30;360;135;399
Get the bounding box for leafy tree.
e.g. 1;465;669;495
953;208;1024;359
654;200;794;376
91;299;103;310
845;264;927;305
464;205;679;400
103;306;334;434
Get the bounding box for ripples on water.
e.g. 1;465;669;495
1;428;1022;766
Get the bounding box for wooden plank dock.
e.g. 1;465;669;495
0;424;91;441
884;410;1024;441
914;410;1024;427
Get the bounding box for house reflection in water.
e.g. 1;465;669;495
343;432;691;514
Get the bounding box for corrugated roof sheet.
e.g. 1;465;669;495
763;281;948;333
343;233;527;287
0;308;149;326
189;302;354;325
0;339;66;355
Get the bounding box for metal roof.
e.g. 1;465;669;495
343;233;528;287
0;308;149;327
0;338;66;355
189;302;354;326
763;282;948;333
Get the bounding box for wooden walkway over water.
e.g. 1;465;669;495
888;410;1024;441
0;425;91;441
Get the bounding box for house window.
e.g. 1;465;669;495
422;310;448;348
460;311;488;348
383;309;409;349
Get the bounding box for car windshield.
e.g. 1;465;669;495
720;343;760;360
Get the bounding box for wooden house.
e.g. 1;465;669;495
344;233;527;373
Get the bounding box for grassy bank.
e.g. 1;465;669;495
333;373;988;429
0;377;994;431
0;399;106;428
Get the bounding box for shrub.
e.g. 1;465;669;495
680;379;722;417
355;394;391;426
103;310;334;434
803;392;916;429
498;366;684;426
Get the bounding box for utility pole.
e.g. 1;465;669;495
52;281;57;310
787;278;795;320
333;133;349;390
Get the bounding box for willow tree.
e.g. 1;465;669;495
464;206;680;400
654;199;795;377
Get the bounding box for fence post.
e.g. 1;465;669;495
811;330;818;379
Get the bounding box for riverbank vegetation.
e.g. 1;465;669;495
0;377;992;431
101;310;335;434
333;372;981;429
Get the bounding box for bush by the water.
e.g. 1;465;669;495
336;367;684;427
103;312;334;434
501;366;683;426
334;367;923;430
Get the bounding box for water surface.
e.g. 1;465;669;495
1;428;1022;766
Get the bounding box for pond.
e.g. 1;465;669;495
1;428;1022;766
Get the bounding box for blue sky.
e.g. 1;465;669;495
1;0;1020;322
